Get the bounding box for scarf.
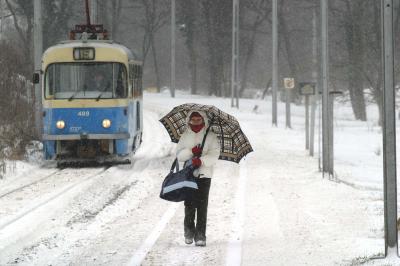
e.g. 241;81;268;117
190;123;205;133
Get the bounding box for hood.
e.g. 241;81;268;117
186;110;209;129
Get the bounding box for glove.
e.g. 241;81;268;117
192;145;202;156
191;157;202;168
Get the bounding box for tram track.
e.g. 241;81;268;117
0;166;111;232
0;169;63;200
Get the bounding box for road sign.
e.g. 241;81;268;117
284;78;295;89
299;82;316;95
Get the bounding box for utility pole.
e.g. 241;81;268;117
33;0;43;140
272;0;278;126
381;0;398;255
310;6;318;156
285;87;291;128
171;0;176;98
321;0;333;175
231;0;239;108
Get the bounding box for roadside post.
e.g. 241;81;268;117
321;0;333;176
33;0;43;140
272;0;278;126
381;0;398;255
171;0;176;98
231;0;239;108
311;5;318;157
299;82;316;151
283;78;294;129
310;89;318;157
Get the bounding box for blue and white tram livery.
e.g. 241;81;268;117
40;37;143;164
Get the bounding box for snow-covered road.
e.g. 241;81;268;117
0;92;391;265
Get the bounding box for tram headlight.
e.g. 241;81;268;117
56;120;65;129
102;119;111;128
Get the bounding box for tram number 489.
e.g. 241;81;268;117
77;111;90;117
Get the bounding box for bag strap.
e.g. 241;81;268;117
170;158;179;172
198;118;213;156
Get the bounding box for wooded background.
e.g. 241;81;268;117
1;0;400;160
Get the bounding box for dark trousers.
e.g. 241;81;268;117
184;178;211;241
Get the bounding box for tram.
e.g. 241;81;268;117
34;7;143;165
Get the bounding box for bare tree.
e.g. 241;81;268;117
4;0;33;76
200;0;232;96
129;0;169;92
177;0;200;94
98;0;123;41
0;41;35;157
42;0;77;49
329;0;382;121
239;0;271;97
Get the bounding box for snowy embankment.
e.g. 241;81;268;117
0;91;392;265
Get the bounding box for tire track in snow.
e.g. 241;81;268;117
225;158;247;266
125;105;180;265
239;129;285;266
138;163;239;266
65;180;138;226
10;157;166;265
127;203;180;266
0;167;110;232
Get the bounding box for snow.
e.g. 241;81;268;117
0;90;397;265
225;158;247;266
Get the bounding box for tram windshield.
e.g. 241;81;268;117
45;62;127;100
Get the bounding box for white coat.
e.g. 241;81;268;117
176;110;220;178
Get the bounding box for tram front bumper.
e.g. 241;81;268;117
42;133;130;140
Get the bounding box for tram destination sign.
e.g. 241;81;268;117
73;47;95;60
299;82;316;95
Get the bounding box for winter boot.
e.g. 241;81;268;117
195;240;206;247
184;202;196;245
185;237;194;245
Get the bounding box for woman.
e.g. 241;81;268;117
176;110;220;247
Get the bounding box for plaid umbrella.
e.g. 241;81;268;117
159;103;253;163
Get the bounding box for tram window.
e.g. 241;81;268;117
136;101;140;130
138;67;143;95
46;65;57;98
87;67;110;92
114;64;127;98
45;62;128;99
128;64;134;97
